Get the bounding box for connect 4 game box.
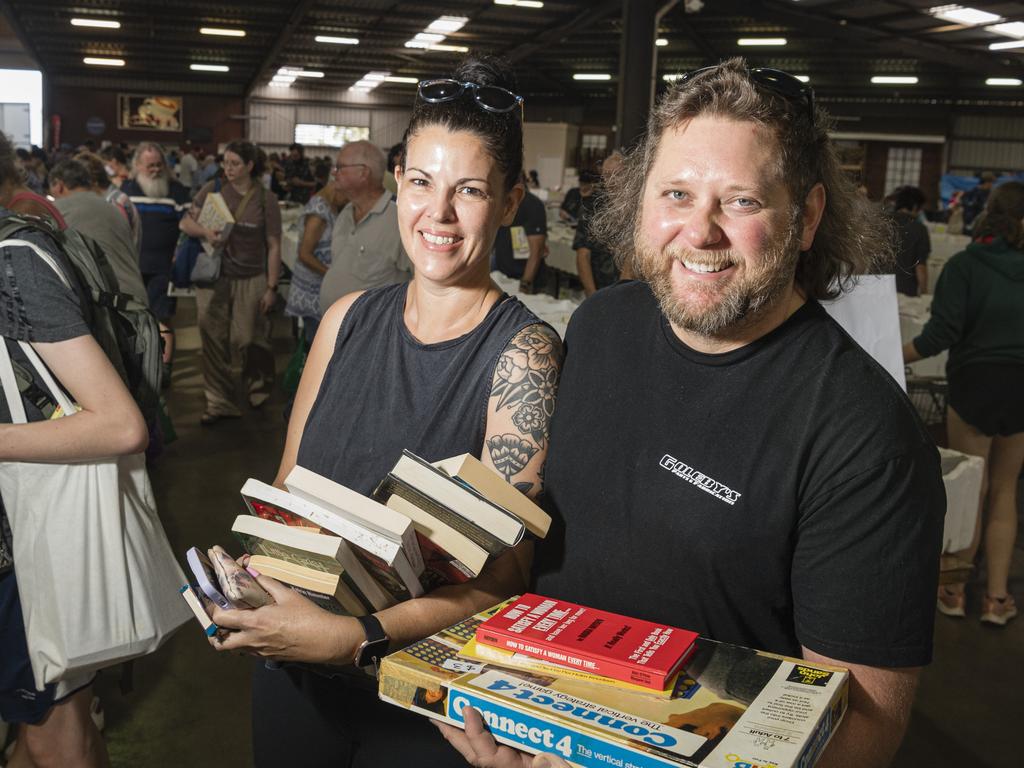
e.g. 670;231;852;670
379;598;849;768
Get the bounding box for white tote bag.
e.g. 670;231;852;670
0;339;190;691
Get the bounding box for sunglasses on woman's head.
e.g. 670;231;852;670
675;66;815;123
417;79;524;116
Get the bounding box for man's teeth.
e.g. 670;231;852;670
423;232;458;245
683;261;728;274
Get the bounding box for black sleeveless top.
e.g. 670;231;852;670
297;282;545;494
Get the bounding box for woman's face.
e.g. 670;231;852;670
222;151;253;184
398;126;524;285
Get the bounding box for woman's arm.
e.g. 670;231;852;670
260;234;282;314
0;334;148;461
297;216;329;276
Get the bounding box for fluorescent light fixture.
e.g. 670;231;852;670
656;38;668;46
990;21;1024;38
927;5;1001;26
986;77;1022;86
315;35;359;45
737;37;787;46
990;39;1024;50
70;18;120;29
191;63;229;72
272;74;296;84
574;73;612;81
663;74;681;81
348;87;371;94
414;32;446;43
268;81;291;88
794;75;810;82
200;27;246;37
405;41;469;52
83;57;125;67
364;71;390;81
495;0;544;6
426;16;469;33
279;67;325;78
871;76;919;84
384;76;419;84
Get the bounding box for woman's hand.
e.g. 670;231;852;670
207;572;358;664
204;227;225;246
259;287;277;315
435;707;571;768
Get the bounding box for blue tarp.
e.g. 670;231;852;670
940;173;1024;206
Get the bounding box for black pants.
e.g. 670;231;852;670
251;662;465;767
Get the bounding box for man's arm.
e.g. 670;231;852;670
915;263;928;296
520;234;546;289
576;247;597;296
803;647;919;768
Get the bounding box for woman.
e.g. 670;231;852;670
181;140;282;423
904;180;1024;626
1;134;148;767
208;56;562;766
284;178;347;344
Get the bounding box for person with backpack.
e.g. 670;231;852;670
0;132;149;768
180;140;282;423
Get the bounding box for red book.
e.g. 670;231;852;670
474;593;698;691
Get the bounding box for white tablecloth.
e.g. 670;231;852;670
492;272;580;339
898;294;947;377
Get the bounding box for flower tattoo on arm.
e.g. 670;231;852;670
487;325;563;493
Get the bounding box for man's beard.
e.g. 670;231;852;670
136;173;169;199
633;218;801;338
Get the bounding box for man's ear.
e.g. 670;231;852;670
800;183;826;251
501;183;526;227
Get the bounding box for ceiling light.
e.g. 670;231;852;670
364;71;390;81
191;64;229;72
405;42;469;52
279;68;325;78
315;35;359;45
414;32;446;43
83;57;125;67
871;76;918;84
70;18;120;29
656;38;668;46
663;74;682;81
426;16;469;34
990;21;1024;38
989;39;1024;50
272;74;296;84
268;81;291;88
574;73;612;81
384;76;419;84
927;5;1001;26
200;27;246;37
795;75;810;82
986;77;1022;86
494;0;544;6
348;87;371;94
737;37;787;46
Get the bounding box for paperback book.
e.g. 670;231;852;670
247;554;368;616
385;494;487;588
379;599;849;768
475;594;698;691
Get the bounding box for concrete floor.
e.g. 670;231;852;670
77;303;1023;767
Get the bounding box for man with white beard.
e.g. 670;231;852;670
122;142;190;383
443;59;945;768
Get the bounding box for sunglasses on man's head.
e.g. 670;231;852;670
675;66;815;122
417;79;524;116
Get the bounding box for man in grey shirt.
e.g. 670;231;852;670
319;141;410;310
48;158;148;302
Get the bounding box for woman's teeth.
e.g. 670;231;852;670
423;232;458;245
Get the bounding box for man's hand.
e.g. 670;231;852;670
435;707;571;768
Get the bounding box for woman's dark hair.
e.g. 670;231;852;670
401;54;523;192
893;186;926;212
224;140;263;179
99;145;128;166
973;181;1024;249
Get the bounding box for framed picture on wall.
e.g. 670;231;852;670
118;94;183;131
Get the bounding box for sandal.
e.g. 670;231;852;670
937;585;966;618
980;594;1018;626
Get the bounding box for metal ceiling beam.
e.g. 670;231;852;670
245;0;318;98
0;0;42;69
503;0;622;64
756;0;1024;77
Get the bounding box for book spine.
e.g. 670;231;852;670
350;546;417;603
391;547;426;599
374;476;508;557
474;629;669;690
415;530;475;590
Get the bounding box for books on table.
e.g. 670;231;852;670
379;598;849;768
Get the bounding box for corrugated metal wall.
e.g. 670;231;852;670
948;115;1024;175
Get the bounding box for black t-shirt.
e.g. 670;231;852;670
572;192;618;289
892;211;930;296
534;281;944;667
493;192;547;280
560;188;582;222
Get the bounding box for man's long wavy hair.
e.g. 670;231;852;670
592;58;892;300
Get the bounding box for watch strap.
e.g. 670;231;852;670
353;613;389;667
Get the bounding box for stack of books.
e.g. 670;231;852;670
223;451;551;616
379;597;849;768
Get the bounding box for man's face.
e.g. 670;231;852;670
136;150;167;180
331;148;366;194
635;116;804;338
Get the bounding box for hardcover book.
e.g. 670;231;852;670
475;594;698;691
379;600;849;768
433;453;551;539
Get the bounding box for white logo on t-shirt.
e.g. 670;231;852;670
659;454;742;506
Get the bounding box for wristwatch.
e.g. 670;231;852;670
353;613;390;668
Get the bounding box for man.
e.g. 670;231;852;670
48;158;147;303
176;143;199;192
319;141;410;309
574;153;625;296
961;170;996;234
283;143;316;204
444;59;944;768
493;173;547;294
121;142;190;382
890;186;930;296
